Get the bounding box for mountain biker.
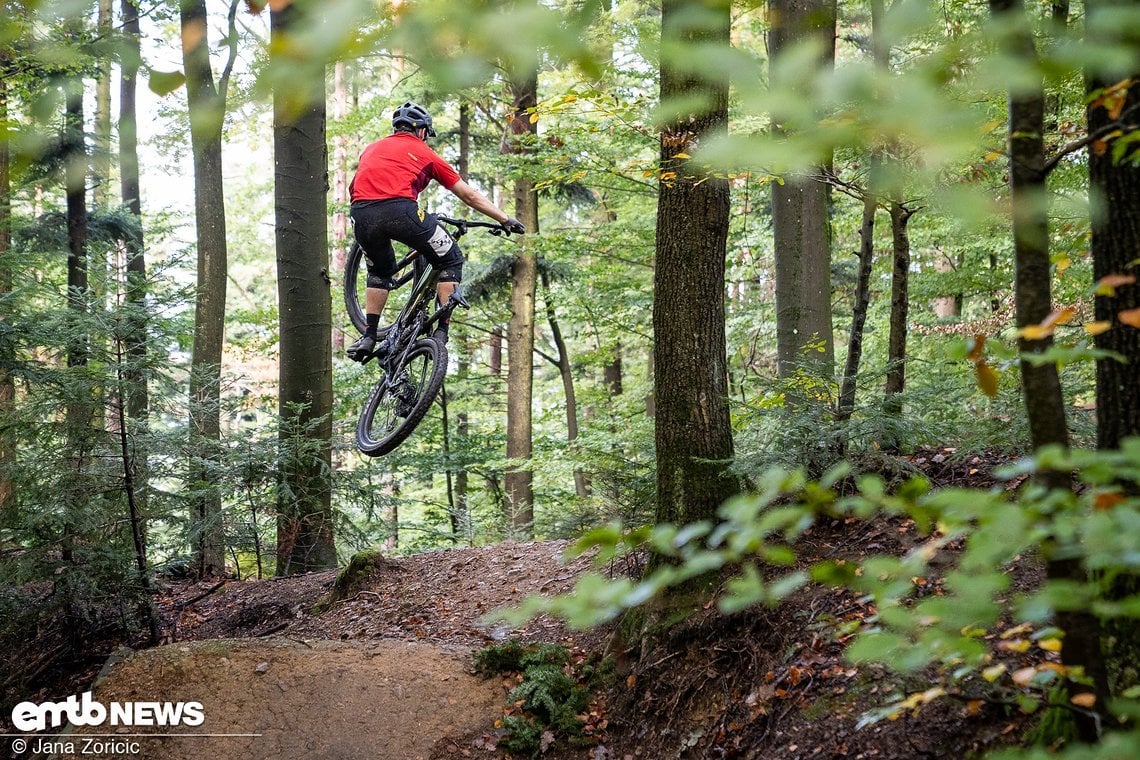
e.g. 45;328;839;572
347;101;525;362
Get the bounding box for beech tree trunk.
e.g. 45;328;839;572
1088;40;1140;454
331;60;349;352
882;200;912;426
837;184;876;425
272;0;337;575
769;0;837;380
541;271;589;498
182;0;231;578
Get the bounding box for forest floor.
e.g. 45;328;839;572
5;447;1050;760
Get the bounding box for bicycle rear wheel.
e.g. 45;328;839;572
343;242;370;336
344;242;429;337
355;338;448;456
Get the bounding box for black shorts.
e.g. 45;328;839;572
350;198;463;285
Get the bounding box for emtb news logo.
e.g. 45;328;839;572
10;691;205;731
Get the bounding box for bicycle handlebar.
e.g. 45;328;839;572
436;215;514;237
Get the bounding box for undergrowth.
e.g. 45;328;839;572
473;639;611;756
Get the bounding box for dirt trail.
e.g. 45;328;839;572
33;541;599;760
56;638;503;760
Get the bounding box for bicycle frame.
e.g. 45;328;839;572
348;215;515;455
374;216;492;371
380;261;441;373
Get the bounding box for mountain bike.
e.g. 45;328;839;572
343;215;512;456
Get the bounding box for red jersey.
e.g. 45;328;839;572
349;132;461;202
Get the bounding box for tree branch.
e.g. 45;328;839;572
1043;101;1140;176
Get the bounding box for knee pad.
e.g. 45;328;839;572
367;273;397;290
437;265;463;284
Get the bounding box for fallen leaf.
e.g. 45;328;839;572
1011;667;1038;687
982;664;1007;682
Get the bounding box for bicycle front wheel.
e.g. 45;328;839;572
355;338;448;456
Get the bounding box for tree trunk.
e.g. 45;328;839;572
604;346;623;397
453;101;472;539
64;61;91;568
331;60;349;352
1089;49;1140;455
94;0;113;208
837;184;876;426
272;0;336;575
490;326;504;376
991;0;1109;741
769;0;837;381
182;0;229;578
505;73;539;537
541;271;589;498
0;56;13;511
120;0;149;558
654;0;736;530
882;200;912;427
1087;0;1140;700
930;252;959;318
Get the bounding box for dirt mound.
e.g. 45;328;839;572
55;638;504;760
167;540;599;647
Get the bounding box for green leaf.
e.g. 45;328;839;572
148;69;186;96
847;631;915;668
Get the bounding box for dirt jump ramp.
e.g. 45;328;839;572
48;638;501;760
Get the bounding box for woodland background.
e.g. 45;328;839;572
2;0;1140;755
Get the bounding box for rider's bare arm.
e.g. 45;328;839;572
448;179;510;224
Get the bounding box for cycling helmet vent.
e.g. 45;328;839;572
392;101;436;137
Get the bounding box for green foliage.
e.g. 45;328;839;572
474;639;604;755
505;442;1140;750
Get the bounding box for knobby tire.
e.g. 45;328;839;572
355;337;447;456
344;241;429;337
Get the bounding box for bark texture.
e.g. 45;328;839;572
272;0;336;575
1087;0;1140;700
991;0;1109;741
505;72;539;536
182;0;229;578
120;0;149;557
0;55;13;511
769;0;837;379
653;0;736;528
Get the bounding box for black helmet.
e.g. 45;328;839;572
392;101;436;137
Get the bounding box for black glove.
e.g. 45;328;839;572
502;217;526;235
